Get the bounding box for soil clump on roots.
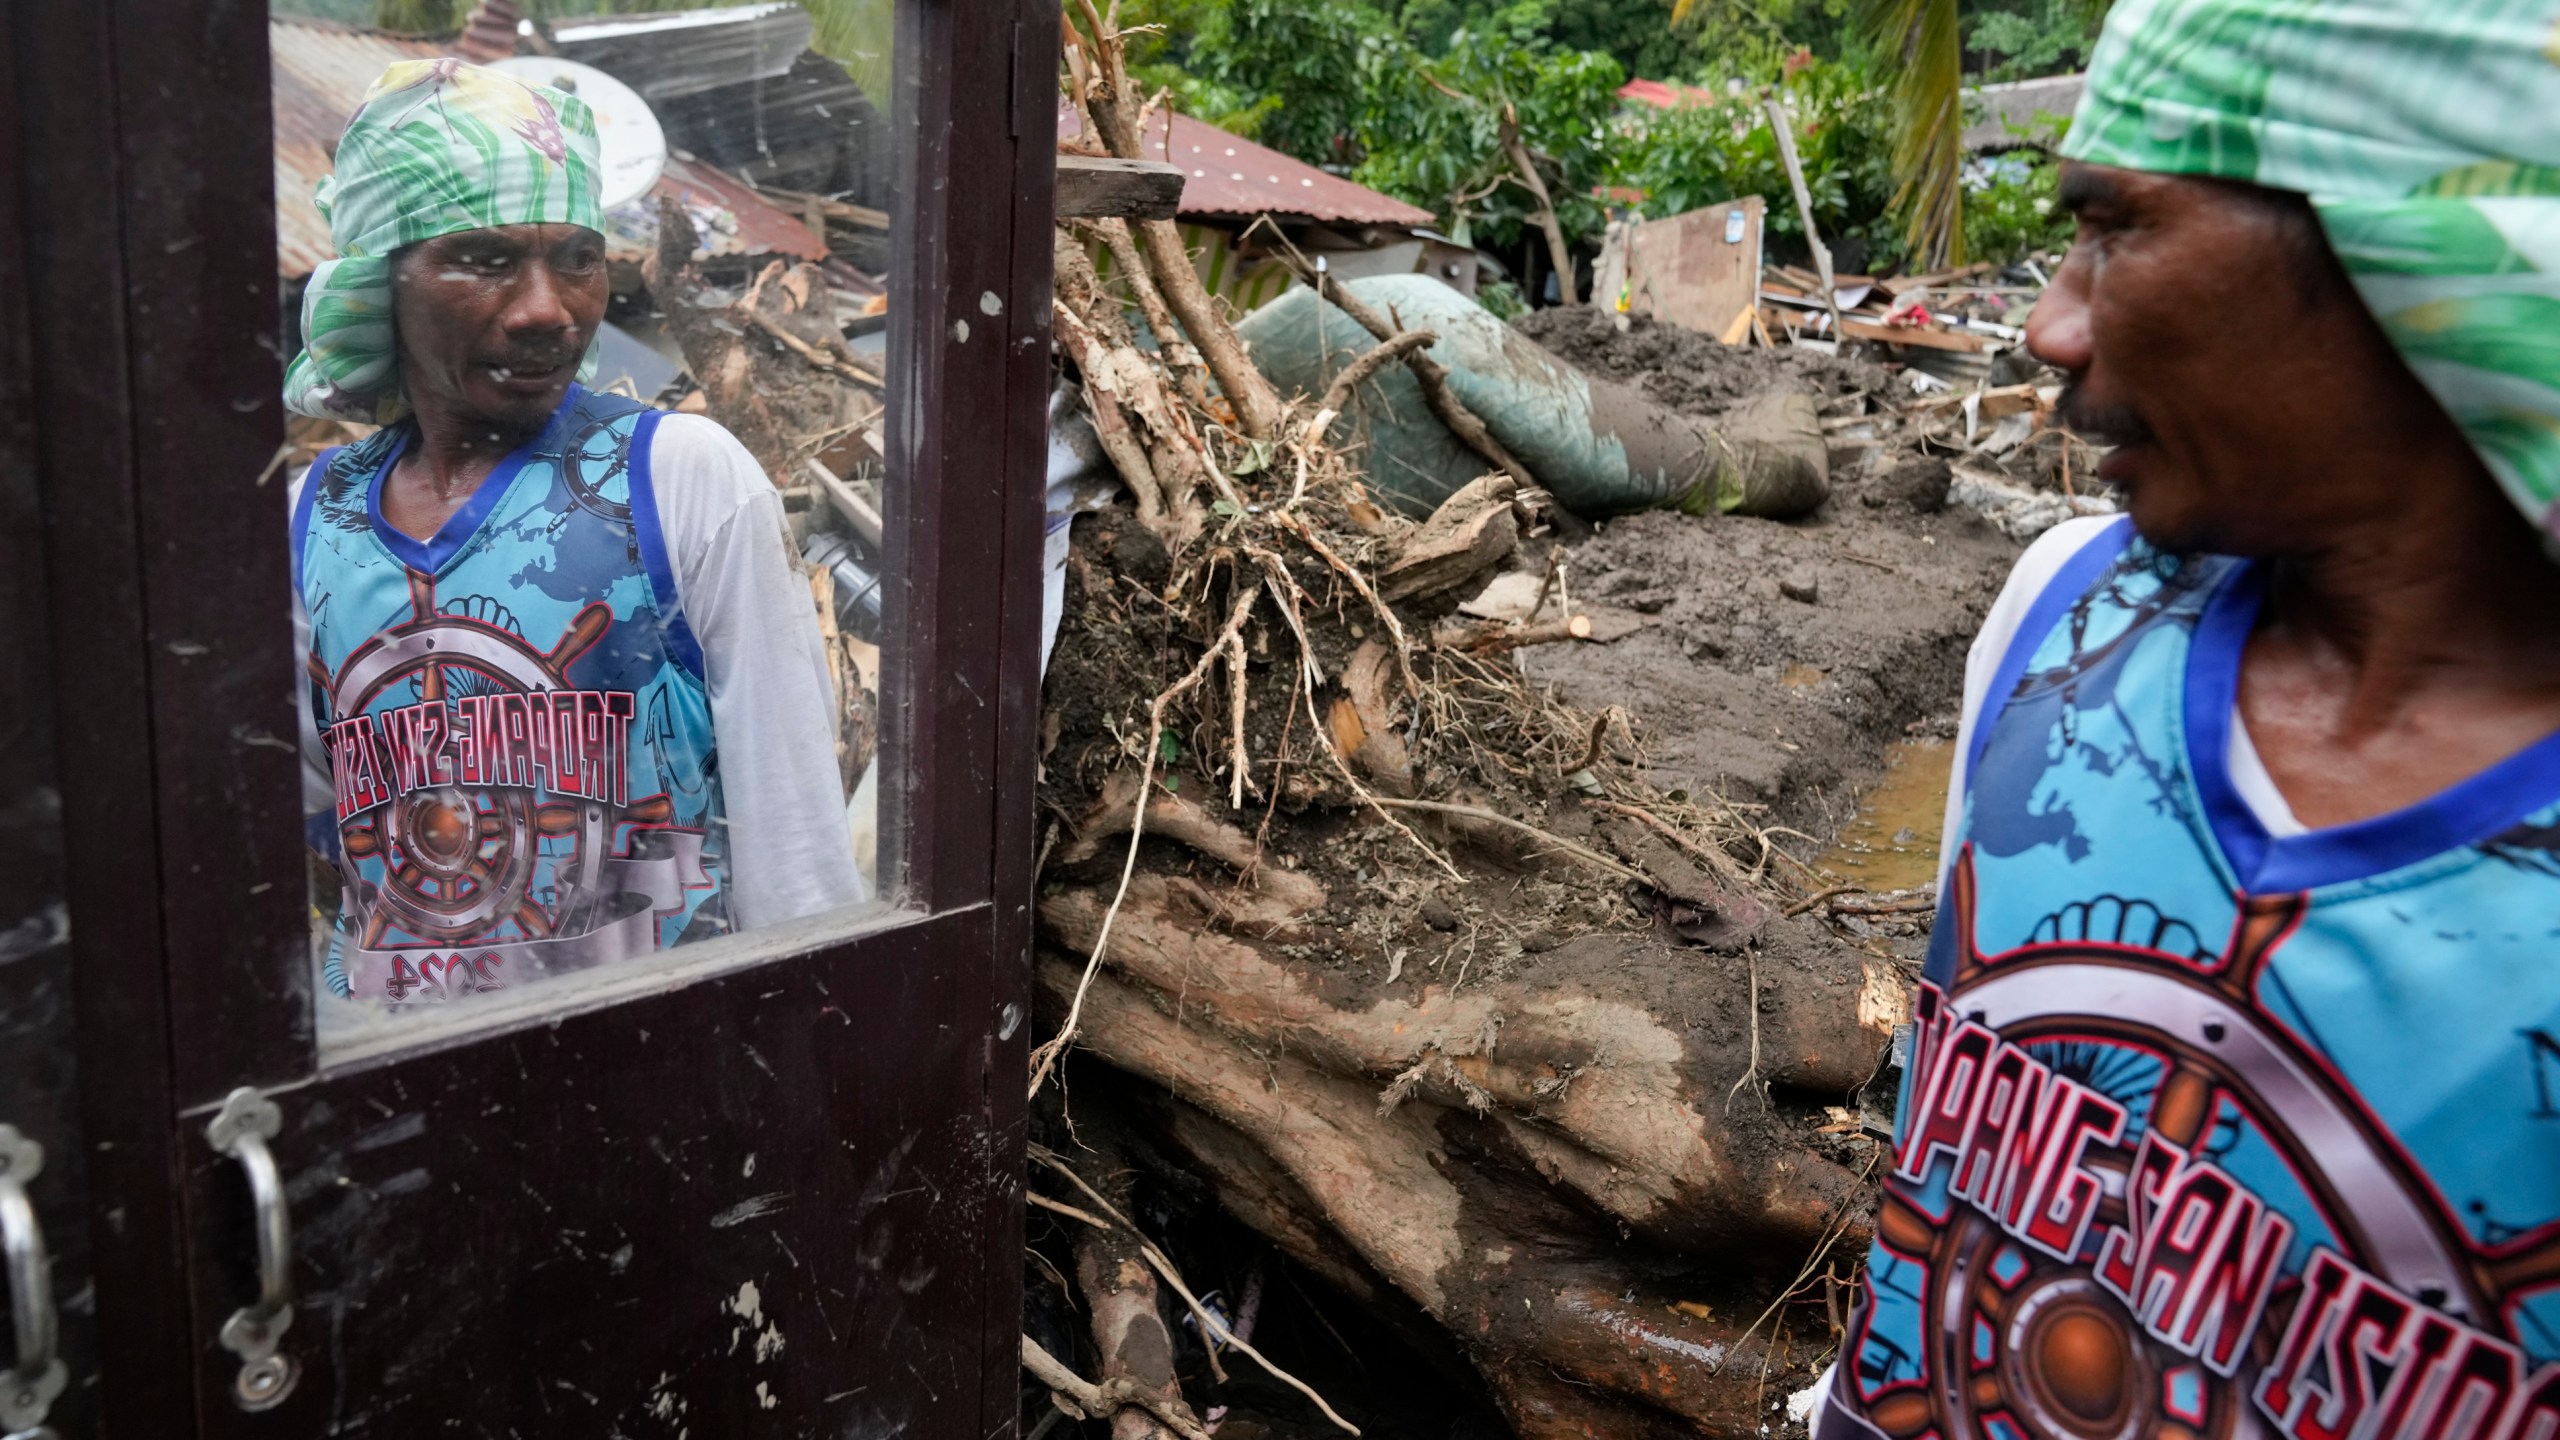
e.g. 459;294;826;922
1030;20;2019;1434
1026;322;2018;1439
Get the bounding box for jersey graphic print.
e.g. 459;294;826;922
298;386;727;1004
1822;525;2560;1440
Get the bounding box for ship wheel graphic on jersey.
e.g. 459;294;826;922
556;410;634;525
1862;851;2560;1440
319;571;665;949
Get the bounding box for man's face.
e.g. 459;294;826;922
2027;163;2416;554
392;223;608;432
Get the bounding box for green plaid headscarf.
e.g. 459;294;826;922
283;59;606;424
2063;0;2560;537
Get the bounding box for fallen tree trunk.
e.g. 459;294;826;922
1032;917;1887;1437
644;198;874;483
1033;568;1908;1432
1031;15;1912;1433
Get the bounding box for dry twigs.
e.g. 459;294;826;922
1365;797;1644;886
1021;1334;1215;1440
1316;329;1438;419
1033;1148;1365;1436
1028;585;1262;1100
1253;224;1533;491
1061;0;1282;437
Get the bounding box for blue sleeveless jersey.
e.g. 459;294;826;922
1822;520;2560;1440
295;385;729;1004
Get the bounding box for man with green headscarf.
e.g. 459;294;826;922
287;61;862;1007
1813;1;2560;1435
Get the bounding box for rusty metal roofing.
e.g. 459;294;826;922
272;16;822;278
1058;105;1433;227
641;155;828;262
271;17;446;277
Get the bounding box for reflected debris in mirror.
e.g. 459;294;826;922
271;2;902;1043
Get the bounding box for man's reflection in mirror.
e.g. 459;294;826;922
285;60;862;1006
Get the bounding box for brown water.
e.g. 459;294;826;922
1815;737;1955;892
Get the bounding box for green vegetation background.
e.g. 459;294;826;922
297;0;2086;279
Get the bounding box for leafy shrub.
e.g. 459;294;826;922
1474;276;1529;319
1351;23;1626;254
1960;146;2072;263
1611;58;1910;274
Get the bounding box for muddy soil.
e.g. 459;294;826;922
1028;309;2032;1440
1506;309;2022;846
1518;306;1888;419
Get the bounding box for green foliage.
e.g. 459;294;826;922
1858;0;1967;267
1474;277;1529;319
372;0;461;29
1123;0;1380;164
1351;25;1625;252
1961;149;2071;262
1403;0;1866;85
1613;58;1909;271
1966;0;2095;81
1121;0;1625;255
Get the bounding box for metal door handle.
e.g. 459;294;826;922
206;1089;297;1411
0;1124;64;1439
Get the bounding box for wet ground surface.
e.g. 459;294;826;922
1515;494;2011;853
1817;737;1955;892
1503;307;2020;873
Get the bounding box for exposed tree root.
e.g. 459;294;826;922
1034;11;1916;1432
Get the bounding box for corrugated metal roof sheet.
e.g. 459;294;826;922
271;18;446;277
1058;105;1433;228
641;155;828;261
548;4;808;99
272;16;822;278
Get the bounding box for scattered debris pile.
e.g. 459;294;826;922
1009;12;2099;1440
1753;260;2118;541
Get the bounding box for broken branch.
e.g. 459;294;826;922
1020;1334;1215;1440
1317;329;1439;421
744;305;882;387
1261;233;1535;492
1034;1150;1364;1435
1365;797;1646;885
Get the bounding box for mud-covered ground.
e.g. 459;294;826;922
1028;309;2032;1440
1511;309;2021;844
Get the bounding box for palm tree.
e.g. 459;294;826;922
1856;0;1966;268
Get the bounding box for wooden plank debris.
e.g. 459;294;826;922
1056;155;1189;221
1623;197;1765;338
1837;316;1997;353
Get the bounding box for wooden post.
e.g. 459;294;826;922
1762;96;1845;343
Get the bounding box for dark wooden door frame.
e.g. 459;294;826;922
0;13;97;1435
5;0;1054;1432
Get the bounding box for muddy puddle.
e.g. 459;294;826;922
1815;738;1954;892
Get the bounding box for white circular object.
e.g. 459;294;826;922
491;56;666;211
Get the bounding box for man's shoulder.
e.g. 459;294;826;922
2002;513;2127;597
635;412;777;543
643;412;761;481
